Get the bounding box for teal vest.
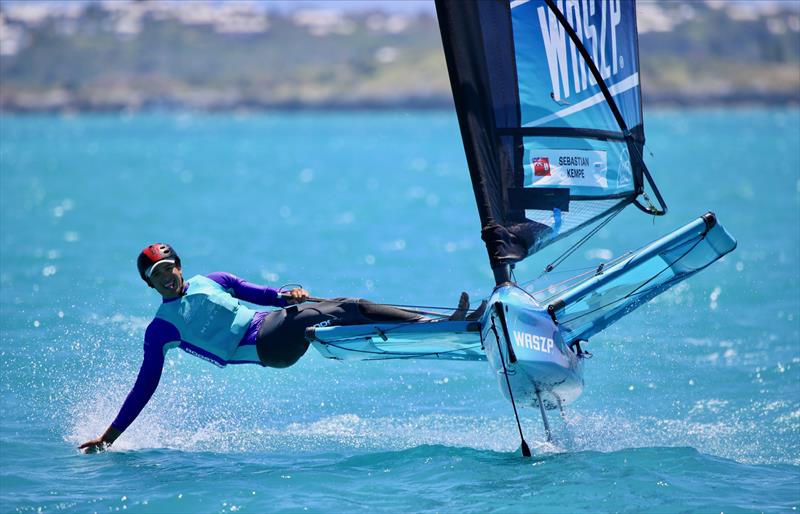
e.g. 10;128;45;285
154;275;257;367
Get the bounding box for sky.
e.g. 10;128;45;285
261;1;435;13
2;0;796;16
0;0;436;14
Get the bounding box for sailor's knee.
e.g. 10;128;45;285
263;358;298;369
259;339;310;369
329;297;363;303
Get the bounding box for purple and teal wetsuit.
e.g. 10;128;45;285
110;272;288;432
110;272;425;433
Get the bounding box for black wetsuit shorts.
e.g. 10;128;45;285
255;298;423;368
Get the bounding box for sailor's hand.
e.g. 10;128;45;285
285;288;309;304
78;436;110;454
78;426;120;454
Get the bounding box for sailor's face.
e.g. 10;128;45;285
150;262;184;298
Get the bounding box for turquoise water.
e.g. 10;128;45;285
1;110;798;513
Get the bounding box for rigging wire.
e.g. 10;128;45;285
537;207;624;278
631;136;667;215
521;251;635;291
523;252;636;304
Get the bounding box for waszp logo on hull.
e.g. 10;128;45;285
513;330;554;353
537;0;623;102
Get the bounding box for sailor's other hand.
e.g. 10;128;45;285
78;437;110;454
285;288;309;304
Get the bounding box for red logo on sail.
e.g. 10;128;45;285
532;157;551;176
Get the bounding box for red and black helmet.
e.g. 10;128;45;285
137;243;181;286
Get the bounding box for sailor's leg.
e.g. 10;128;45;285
256;299;424;368
357;292;478;322
256;302;350;368
299;293;479;324
353;299;427;323
466;299;488;321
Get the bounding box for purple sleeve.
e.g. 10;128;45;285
110;319;177;432
207;271;288;307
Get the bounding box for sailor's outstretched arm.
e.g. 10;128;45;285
79;324;170;453
207;271;308;306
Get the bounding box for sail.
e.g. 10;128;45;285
436;0;664;280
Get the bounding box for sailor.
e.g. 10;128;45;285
79;243;481;453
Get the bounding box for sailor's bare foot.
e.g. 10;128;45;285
449;292;469;321
466;300;488;321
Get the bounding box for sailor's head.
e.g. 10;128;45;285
137;243;183;298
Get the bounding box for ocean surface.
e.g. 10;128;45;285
1;109;798;513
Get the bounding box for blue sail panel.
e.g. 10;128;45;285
511;0;644;249
512;0;642;132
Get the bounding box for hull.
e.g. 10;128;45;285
481;284;584;410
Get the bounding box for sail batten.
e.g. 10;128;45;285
436;0;663;277
497;127;630;141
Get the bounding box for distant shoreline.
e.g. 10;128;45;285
1;92;797;115
3;1;797;117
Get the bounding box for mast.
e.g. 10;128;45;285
435;0;523;285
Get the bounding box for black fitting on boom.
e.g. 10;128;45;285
547;300;564;324
702;211;717;232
